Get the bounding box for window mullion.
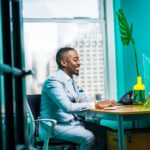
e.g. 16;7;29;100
24;18;104;23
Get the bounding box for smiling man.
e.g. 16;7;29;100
39;47;116;150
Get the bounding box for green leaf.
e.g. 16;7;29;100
116;9;132;45
119;30;128;36
122;41;129;46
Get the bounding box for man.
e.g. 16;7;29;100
39;47;116;150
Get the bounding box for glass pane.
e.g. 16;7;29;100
24;22;105;99
23;0;101;18
143;54;150;97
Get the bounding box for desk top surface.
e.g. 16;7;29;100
90;105;150;115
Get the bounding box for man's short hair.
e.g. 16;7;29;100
56;47;75;69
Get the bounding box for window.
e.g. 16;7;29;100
23;0;116;100
23;0;102;19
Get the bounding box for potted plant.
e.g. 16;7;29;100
116;9;145;104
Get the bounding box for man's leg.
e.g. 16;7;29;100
83;121;108;150
53;124;95;150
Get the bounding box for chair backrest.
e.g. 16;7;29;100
27;94;41;120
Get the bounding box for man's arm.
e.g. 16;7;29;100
44;79;95;112
95;100;116;109
74;85;116;109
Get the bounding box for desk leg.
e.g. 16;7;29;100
118;115;125;150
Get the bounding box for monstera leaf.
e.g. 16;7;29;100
116;9;133;46
116;9;139;76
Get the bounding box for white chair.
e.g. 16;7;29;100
26;94;78;150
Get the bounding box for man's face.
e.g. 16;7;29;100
61;50;80;77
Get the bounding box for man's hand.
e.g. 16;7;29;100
95;100;116;109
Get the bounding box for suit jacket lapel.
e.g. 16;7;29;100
65;81;77;97
58;70;78;101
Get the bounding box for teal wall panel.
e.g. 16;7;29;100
114;0;150;98
113;0;125;99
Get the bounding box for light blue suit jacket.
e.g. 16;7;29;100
40;69;94;123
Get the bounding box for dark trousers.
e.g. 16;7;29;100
83;121;108;150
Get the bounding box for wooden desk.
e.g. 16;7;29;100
90;105;150;150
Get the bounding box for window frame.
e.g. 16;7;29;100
23;0;117;99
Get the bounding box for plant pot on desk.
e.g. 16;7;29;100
133;76;145;104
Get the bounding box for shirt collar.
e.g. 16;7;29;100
58;69;72;82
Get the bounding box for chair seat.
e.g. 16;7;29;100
34;138;77;146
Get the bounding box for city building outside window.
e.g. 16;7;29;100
23;0;116;100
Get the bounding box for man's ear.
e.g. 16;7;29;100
60;60;67;67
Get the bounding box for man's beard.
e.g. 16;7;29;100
74;71;79;76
